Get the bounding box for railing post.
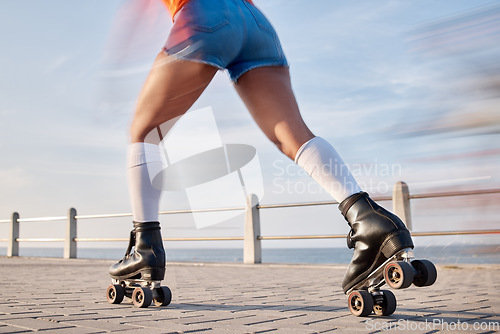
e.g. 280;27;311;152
64;208;77;259
392;181;412;231
8;212;19;257
244;194;261;264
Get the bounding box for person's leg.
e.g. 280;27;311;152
128;52;218;223
234;66;413;294
110;52;218;280
234;66;362;203
131;52;219;144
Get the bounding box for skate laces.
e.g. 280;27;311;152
339;192;368;249
122;222;161;258
124;230;137;258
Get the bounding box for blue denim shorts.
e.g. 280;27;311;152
163;0;288;82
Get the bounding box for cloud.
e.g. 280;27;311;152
43;55;71;74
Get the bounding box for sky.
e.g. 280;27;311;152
0;0;499;251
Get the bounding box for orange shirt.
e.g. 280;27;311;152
162;0;189;17
162;0;253;18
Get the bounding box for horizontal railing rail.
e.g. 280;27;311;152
1;183;499;262
258;229;500;240
16;238;66;242
408;188;500;199
73;236;245;242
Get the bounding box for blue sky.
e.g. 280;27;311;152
1;0;499;250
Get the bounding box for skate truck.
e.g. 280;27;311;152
346;248;437;317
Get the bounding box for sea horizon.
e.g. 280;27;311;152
1;245;499;265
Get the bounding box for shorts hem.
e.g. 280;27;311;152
230;62;290;83
161;48;225;71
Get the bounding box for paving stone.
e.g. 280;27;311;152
0;317;74;331
0;257;499;333
59;319;139;332
37;326;106;334
0;324;32;334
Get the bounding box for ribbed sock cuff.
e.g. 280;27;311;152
294;137;316;164
127;143;162;168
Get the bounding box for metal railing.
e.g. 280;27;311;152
1;182;499;263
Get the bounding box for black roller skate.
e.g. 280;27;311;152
339;192;437;317
106;221;172;308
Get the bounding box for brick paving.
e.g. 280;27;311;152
0;257;499;333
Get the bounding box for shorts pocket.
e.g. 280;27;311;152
243;1;274;33
179;0;229;33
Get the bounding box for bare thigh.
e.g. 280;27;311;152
131;52;219;143
234;67;314;159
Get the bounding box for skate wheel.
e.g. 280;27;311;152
348;290;374;317
373;290;397;316
384;261;414;289
106;284;125;304
154;286;172;307
132;287;153;308
412;260;437;287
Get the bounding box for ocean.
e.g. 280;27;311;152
0;245;499;264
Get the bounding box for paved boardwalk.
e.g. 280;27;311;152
0;257;499;333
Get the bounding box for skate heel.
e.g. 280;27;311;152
381;230;413;258
139;267;166;281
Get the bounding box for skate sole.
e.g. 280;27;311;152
109;267;165;281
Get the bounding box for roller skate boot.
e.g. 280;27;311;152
339;192;437;317
106;221;172;308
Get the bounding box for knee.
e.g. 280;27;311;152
281;144;298;161
130;111;184;144
130;117;159;144
272;131;315;161
272;139;303;161
130;118;147;143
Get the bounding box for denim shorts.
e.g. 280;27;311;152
163;0;288;82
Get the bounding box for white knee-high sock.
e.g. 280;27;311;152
127;143;163;222
295;137;362;202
